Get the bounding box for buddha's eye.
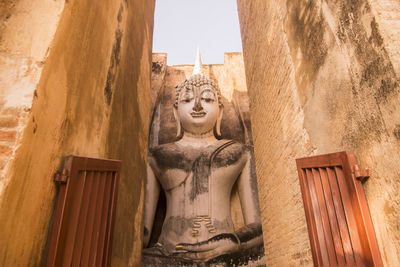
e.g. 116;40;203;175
181;96;193;103
180;92;193;103
202;97;214;103
201;91;215;103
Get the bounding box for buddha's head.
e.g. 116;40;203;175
173;50;223;138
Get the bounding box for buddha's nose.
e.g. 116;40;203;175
193;97;203;112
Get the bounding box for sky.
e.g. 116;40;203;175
152;0;242;65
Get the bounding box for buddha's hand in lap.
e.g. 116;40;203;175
174;233;240;261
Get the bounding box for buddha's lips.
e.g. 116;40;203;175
191;111;206;118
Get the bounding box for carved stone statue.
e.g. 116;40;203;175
142;50;264;266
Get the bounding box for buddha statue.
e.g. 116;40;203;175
142;50;264;266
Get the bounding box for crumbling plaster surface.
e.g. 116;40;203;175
369;0;400;76
0;0;155;266
238;0;400;266
0;0;65;192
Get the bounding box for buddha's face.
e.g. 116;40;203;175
176;84;221;135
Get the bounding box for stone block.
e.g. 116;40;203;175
0;116;18;128
0;130;16;141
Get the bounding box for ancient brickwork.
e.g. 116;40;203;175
238;0;400;266
0;0;155;266
0;107;25;177
0;0;65;193
237;2;314;266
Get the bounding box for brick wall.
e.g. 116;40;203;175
238;0;400;265
0;0;65;195
0;0;155;266
0;107;25;176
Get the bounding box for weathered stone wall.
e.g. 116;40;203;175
0;0;155;266
369;0;400;75
0;0;65;194
237;0;400;266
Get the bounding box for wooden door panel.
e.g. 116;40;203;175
46;156;121;267
296;151;382;267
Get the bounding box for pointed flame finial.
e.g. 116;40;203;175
192;47;204;75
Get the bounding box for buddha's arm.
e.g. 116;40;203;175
143;160;160;247
235;150;263;248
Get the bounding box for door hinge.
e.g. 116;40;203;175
352;164;369;183
54;169;70;183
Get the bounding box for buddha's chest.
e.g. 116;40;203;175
150;141;247;196
159;162;243;193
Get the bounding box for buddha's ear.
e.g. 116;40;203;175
215;105;224;137
173;105;182;138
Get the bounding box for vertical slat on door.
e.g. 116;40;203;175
46;156;121;267
318;168;346;266
88;172;108;266
80;171;101;267
299;168;323;266
326;167;356;266
71;171;94;266
306;168;330;266
296;151;383;267
334;167;365;266
312;168;337;266
104;171;120;267
60;171;87;267
46;165;70;267
96;172;113;266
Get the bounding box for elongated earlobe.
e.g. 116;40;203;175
173;106;182;138
215;106;224;137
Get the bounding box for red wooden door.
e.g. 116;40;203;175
46;156;121;267
296;151;382;267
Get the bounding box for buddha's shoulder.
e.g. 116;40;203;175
217;139;251;152
212;140;251;166
149;140;251;154
149;142;193;170
149;142;183;158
